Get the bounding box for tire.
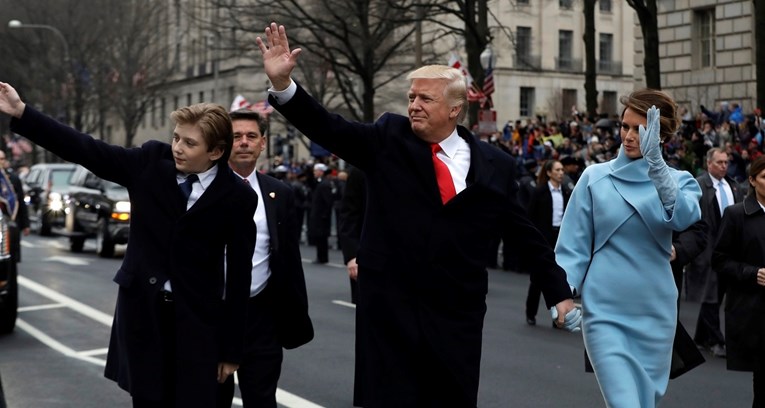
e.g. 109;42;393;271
0;261;18;335
95;220;115;258
70;237;85;253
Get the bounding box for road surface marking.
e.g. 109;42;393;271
18;303;66;312
43;256;91;266
18;276;113;326
16;275;325;408
331;300;356;309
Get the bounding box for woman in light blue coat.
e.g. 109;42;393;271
555;89;702;408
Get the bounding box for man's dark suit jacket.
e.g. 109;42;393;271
339;166;366;266
11;107;257;407
686;172;745;304
254;172;313;349
271;85;571;406
526;182;571;246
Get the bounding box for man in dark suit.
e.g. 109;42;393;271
0;82;257;408
524;159;571;325
256;24;578;407
218;109;313;407
686;147;745;358
339;165;366;305
308;162;335;264
338;165;366;407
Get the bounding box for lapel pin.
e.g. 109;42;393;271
269;192;276;199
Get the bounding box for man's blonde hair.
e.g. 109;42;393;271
407;65;467;123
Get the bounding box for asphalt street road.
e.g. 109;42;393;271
0;235;752;407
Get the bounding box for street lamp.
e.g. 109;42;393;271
8;20;70;66
480;44;495;71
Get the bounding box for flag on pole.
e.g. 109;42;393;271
230;94;250;112
448;52;485;102
250;100;275;116
482;68;494;97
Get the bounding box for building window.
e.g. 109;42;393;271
199;91;204;103
560;0;574;9
161;98;166;127
187;93;192;106
558;30;573;70
599;0;612;12
520;87;535;117
562;89;578;116
518;0;529;4
601;91;617;116
174;96;179;111
151;98;157;128
516;26;531;60
599;33;613;72
694;9;715;68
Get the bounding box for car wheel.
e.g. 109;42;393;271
70;237;85;253
0;261;18;335
38;209;52;236
96;220;115;258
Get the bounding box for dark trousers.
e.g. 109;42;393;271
526;228;559;319
694;302;725;346
217;291;283;408
314;236;329;263
753;351;765;408
133;295;176;408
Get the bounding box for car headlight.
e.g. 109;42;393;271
114;201;131;213
48;192;64;211
111;201;131;221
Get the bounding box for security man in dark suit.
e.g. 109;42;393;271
686;147;745;358
0;82;257;408
218;109;313;407
256;24;579;407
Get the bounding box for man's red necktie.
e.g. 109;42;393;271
430;143;456;204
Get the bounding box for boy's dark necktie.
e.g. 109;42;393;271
179;174;198;201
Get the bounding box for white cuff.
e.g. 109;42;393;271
268;79;297;105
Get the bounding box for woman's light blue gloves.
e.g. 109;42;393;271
550;306;583;332
639;106;677;213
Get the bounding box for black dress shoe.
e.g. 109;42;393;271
526;317;536;326
312;259;328;264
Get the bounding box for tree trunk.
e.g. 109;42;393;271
464;0;490;129
756;0;765;110
583;0;598;117
632;0;661;89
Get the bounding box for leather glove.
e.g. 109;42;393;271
550;306;582;333
639;105;677;212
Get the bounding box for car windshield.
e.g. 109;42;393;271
103;180;126;191
51;169;75;187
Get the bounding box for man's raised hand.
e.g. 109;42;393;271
256;23;301;91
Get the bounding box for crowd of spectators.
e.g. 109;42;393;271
478;101;764;190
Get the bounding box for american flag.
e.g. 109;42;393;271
482;68;494;97
448;52;484;102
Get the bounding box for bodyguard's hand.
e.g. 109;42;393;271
638;105;661;164
0;82;25;118
256;23;301;91
217;362;239;383
757;268;765;287
347;257;359;280
551;299;582;332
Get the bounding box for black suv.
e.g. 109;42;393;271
0;212;18;334
64;166;130;257
22;163;77;236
